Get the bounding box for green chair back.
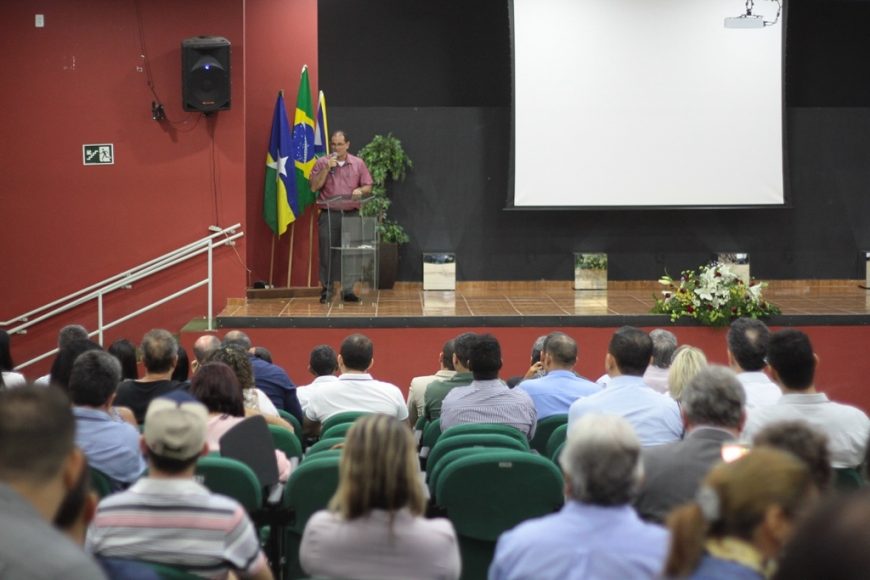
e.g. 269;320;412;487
321;421;354;439
546;423;568;459
89;466;114;498
283;454;341;579
427;433;529;486
440;423;529;450
268;424;303;462
277;409;303;445
195;455;262;512
414;415;428;446
321;411;370;433
834;467;866;491
306;436;345;456
302;448;342;463
550;442;565;464
530;414;568;454
428;447;496;503
419;419;443;462
437;449;564;580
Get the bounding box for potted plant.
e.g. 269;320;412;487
358;133;413;289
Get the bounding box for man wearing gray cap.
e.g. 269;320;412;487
86;394;273;579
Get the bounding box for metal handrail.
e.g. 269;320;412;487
5;224;244;371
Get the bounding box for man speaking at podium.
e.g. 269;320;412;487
310;130;373;304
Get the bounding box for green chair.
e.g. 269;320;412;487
440;423;529;450
427;433;529;487
428;447;500;503
834;467;866;491
321;411;369;434
283;454;341;580
530;414;568;454
546;424;568;460
302;448;342;463
550;442;565;464
321;421;354;439
89;466;114;498
437;450;564;580
414;416;428;446
268;424;303;462
195;455;262;512
277;410;303;444
306;436;345;457
140;561;202;579
419;419;443;464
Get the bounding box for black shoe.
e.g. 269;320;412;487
320;288;330;304
343;292;361;303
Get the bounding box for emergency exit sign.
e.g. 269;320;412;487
82;144;114;165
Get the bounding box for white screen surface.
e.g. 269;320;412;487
512;0;784;207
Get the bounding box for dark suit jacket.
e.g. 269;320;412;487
633;427;735;524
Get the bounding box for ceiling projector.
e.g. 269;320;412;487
724;14;766;28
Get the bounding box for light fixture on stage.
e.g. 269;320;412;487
716;253;751;284
724;0;781;29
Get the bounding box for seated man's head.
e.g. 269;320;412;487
140;329;178;375
727;317;770;372
767;329;816;391
222;330;253;353
452;332;478;372
191;334;221;374
440;339;456;371
649;329;678;370
560;414;643;506
69;350;123;409
339;334;374;373
309;344;338;377
141;394;209;475
542;332;577;371
755;420;832;493
606;326;653;377
467;333;502;381
680;365;745;432
0;387;85;522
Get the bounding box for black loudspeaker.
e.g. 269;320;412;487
181;36;231;112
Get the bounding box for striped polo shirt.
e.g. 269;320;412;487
86;478;267;578
440;378;538;438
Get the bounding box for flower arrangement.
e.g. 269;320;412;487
575;253;608;270
651;262;780;326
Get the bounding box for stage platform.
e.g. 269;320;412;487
217;280;870;328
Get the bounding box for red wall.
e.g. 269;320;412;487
0;0;317;375
181;325;870;415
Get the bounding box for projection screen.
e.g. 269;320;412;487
511;0;785;208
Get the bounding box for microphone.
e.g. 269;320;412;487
328;152;337;174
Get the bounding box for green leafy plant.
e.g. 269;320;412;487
358;133;413;244
651;262;780;327
575;253;608;270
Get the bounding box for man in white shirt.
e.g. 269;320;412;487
727;317;781;409
741;329;870;468
303;334;407;437
296;345;340;413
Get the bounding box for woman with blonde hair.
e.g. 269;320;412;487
668;345;708;401
301;414;461;579
665;448;816;579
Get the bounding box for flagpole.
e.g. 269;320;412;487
287;222;296;287
269;235;276;286
307;210;314;287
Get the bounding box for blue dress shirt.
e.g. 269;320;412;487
489;501;669;580
516;370;601;419
73;407;146;485
249;356;303;422
568;375;683;446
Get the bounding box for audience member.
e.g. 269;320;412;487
300;414;460;579
741;329;870;468
49;337;102;391
407;339;456;426
754;420;833;493
252;346;273;364
191;334;220;375
171;345;190;384
516;332;600;418
86;395;273;579
223;330;303;422
0;387;108;578
569;326;682;446
635;366;745;523
643;329;677;394
667;345;708;401
204;345;280;415
107;338;139;381
727;317;781;409
114;329;182;423
69;351;146;489
440;333;538;438
774;488;870;580
304;334;408;436
489;415;669;580
189;362;291;481
424;332;476;421
0;329;26;388
296;344;340;413
665;448;815;579
517;334;548;383
35;324;90;386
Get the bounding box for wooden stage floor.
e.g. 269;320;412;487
217;280;870;328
